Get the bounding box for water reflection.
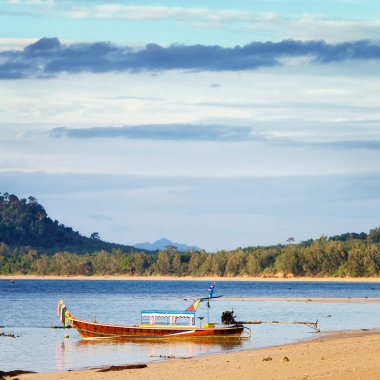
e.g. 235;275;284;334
55;342;66;370
54;336;243;370
76;337;243;351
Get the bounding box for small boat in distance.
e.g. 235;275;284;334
57;284;247;340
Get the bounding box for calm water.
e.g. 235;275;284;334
1;280;380;372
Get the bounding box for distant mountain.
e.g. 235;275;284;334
0;192;140;254
133;238;201;252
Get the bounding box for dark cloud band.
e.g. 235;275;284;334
1;38;380;79
49;124;380;149
49;124;262;141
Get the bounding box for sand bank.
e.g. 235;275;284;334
224;297;380;303
1;275;380;282
12;329;380;380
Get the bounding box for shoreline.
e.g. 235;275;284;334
14;328;380;380
1;274;380;282
224;297;380;302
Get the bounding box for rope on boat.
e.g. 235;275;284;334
241;325;252;338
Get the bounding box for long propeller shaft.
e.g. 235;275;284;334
238;320;319;331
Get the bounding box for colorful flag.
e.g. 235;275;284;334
185;298;201;312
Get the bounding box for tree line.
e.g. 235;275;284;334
1;233;379;277
1;192;379;277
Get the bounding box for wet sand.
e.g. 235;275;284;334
11;329;380;380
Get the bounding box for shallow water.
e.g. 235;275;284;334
1;280;380;372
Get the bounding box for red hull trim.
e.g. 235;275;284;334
72;319;244;340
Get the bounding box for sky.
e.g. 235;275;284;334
1;0;380;251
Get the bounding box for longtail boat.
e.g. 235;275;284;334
57;284;246;340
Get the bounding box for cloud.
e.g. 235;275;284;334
64;5;380;42
65;5;270;22
70;5;209;20
49;124;265;142
48;124;380;150
288;138;380;151
1;38;380;79
322;140;380;150
2;170;380;212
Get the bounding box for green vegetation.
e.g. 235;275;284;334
0;192;138;254
0;235;379;277
1;192;379;277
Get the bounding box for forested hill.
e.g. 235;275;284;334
1;192;380;277
0;193;137;254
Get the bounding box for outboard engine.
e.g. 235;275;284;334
221;310;237;325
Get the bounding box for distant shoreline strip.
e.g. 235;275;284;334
223;297;380;303
1;275;380;283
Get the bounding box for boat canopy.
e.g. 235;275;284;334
141;310;195;318
141;310;196;326
139;296;222;326
140;298;202;326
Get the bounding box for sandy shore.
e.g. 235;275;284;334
1;275;380;282
11;329;380;380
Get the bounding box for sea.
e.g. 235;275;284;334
1;279;380;373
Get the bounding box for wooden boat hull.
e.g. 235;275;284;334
72;318;244;340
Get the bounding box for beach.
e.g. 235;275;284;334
9;329;380;380
1;275;380;282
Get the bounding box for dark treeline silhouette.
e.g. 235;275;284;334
1;192;379;277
